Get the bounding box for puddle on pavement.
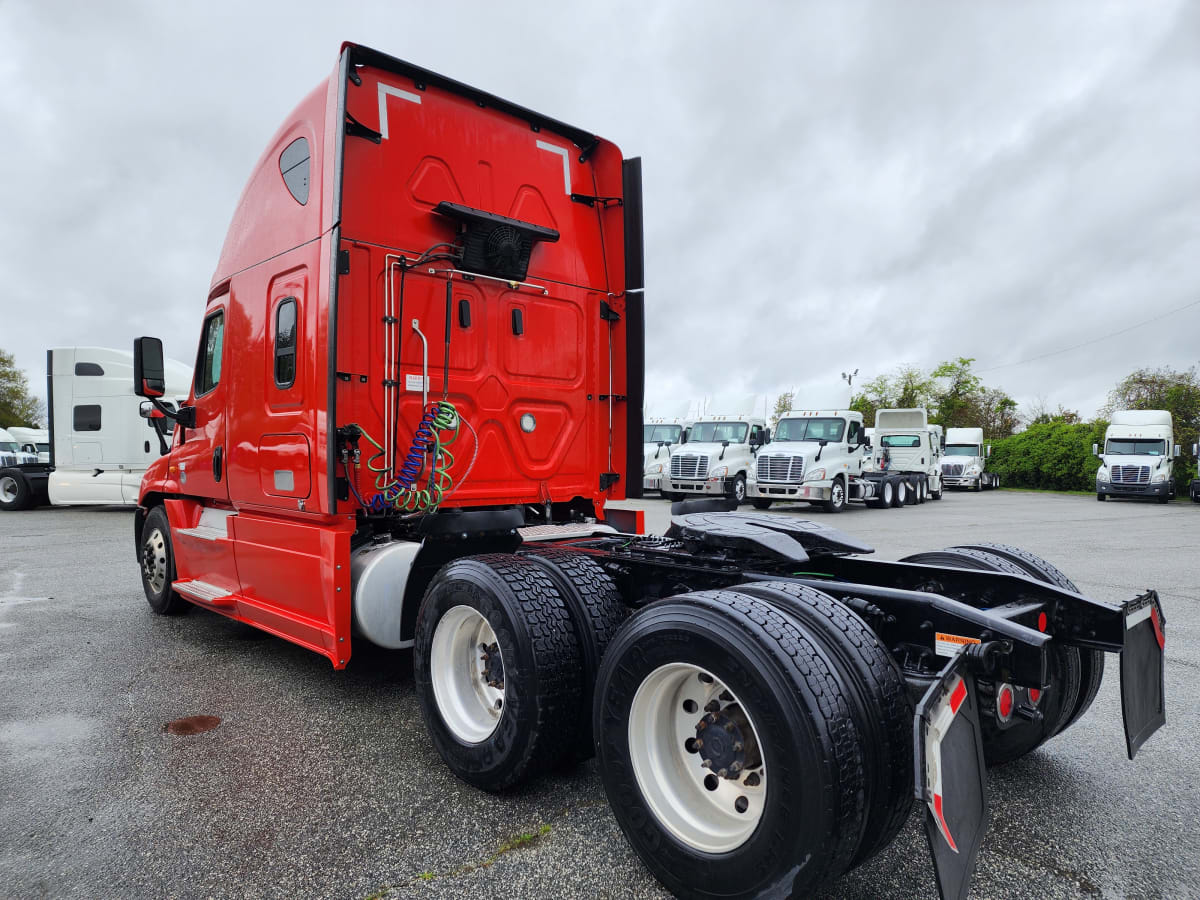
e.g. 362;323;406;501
165;715;222;736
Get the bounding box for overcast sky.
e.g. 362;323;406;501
2;0;1197;422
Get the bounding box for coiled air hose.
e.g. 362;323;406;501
353;400;460;514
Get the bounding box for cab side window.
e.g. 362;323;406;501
274;298;298;388
196;310;225;396
847;421;861;445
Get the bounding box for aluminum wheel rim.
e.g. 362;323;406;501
0;475;17;504
430;605;505;743
628;663;767;853
734;478;746;501
142;527;168;594
832;481;844;507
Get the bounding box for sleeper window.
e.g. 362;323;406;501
274;298;297;388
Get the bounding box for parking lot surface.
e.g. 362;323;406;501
2;490;1198;899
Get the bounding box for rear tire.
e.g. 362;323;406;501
900;547;1081;766
952;542;1104;733
139;505;189;615
738;581;912;866
414;554;583;790
594;591;866;899
891;478;907;507
750;498;773;510
519;548;629;759
868;479;893;509
0;470;32;511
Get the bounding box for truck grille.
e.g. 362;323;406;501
1110;465;1150;484
757;455;804;483
670;454;709;480
942;463;964;477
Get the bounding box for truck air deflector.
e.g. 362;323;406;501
344;44;599;152
665;512;874;564
1120;591;1166;759
915;650;989;900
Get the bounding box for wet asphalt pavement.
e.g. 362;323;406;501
1;490;1198;900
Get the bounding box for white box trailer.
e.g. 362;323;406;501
0;348;191;511
941;426;998;491
1095;410;1177;503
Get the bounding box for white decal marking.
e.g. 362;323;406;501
405;373;429;392
1126;604;1153;628
536;140;571;194
378;83;422;140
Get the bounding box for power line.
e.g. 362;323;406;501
977;295;1200;374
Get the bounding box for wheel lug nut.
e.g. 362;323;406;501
717;768;728;778
705;713;717;723
694;738;703;749
730;761;742;773
697;720;707;731
700;759;712;769
733;741;743;752
704;700;720;713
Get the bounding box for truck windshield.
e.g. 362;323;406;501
689;422;748;443
944;444;980;456
644;425;683;443
1106;439;1166;456
0;441;18;452
775;418;846;442
881;434;921;448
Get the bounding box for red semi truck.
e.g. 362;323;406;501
133;44;1166;900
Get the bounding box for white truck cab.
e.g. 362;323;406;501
867;408;943;501
642;417;689;495
941;427;997;490
1095;410;1177;503
8;427;50;464
748;409;868;512
665;414;766;503
1191;440;1199;503
0;428;40;467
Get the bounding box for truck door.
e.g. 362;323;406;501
172;302;230;501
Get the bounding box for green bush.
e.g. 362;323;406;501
988;422;1108;492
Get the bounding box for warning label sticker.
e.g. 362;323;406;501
935;632;982;658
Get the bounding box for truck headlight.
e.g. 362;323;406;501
1152;471;1168;483
709;465;728;479
966;465;981;476
646;462;664;475
804;467;826;483
1097;467;1109;482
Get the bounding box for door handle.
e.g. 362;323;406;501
213;446;223;482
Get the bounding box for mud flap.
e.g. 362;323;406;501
1120;591;1166;760
915;653;989;900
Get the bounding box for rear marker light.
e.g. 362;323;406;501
996;684;1014;722
1037;612;1048;632
1028;688;1042;705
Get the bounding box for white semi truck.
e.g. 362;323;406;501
1095;410;1178;503
8;427;50;463
663;414;767;503
747;409;926;512
1192;440;1200;503
642;416;689;495
0;348;191;511
867;408;943;501
941;426;998;490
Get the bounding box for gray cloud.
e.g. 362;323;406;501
1;0;1196;422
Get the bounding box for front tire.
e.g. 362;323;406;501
822;476;846;513
750;498;773;510
139;505;189;615
594;591;866;899
414;555;583;790
729;473;747;504
1097;493;1107;501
